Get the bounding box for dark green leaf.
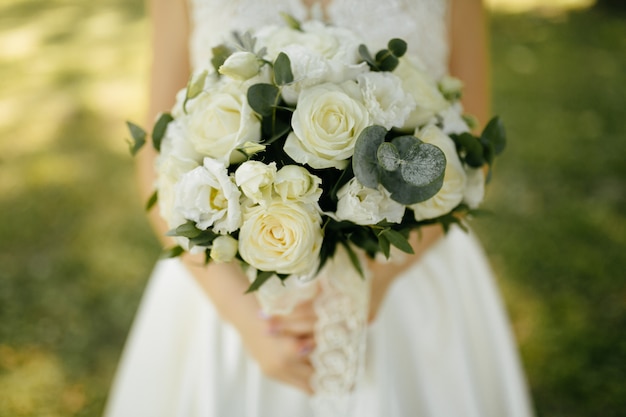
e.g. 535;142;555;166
165;220;202;239
451;132;484;168
274;52;294;85
340;241;364;279
392;136;447;188
377;233;391;259
247;83;280;117
481;116;506;155
380;229;414;254
246;270;275;293
358;44;378;70
126;121;146;156
161;245;184;259
152;112;173;152
387;38;407;57
145;190;158;211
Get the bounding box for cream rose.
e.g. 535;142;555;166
238;201;323;275
357;72;415;130
209;235;239;263
219;51;262;81
174;158;242;233
235;161;277;204
185;80;261;164
336;178;405;225
273;165;322;204
410;125;467;221
284;82;369;169
394;56;449;130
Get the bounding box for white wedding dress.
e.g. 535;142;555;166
105;1;534;416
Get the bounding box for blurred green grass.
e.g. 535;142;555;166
0;2;624;416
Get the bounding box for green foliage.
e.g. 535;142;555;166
247;83;281;117
280;12;302;31
211;44;233;74
145;190;158;211
359;38;407;72
151;112;173;152
273;52;294;85
353;126;446;204
126;121;146;155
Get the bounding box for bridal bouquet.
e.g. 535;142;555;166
128;13;505;415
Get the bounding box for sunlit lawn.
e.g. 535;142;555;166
0;1;624;416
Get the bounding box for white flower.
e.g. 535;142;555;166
185;79;261;165
174;158;242;233
394;56;449;130
438;75;464;101
463;167;485;208
284;82;369;169
238;200;323;275
439;103;470;135
274;165;322;204
336;178;405;225
357;72;415;130
219;51;262;81
235;161;277;204
410;125;467;221
210;235;239;263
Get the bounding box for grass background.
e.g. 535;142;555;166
0;1;624;416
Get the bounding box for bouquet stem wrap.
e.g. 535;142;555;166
251;246;370;417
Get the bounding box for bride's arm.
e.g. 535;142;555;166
139;0;315;394
367;0;490;322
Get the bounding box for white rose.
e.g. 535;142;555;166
235;161;277;204
219;51;262;81
284;82;369;169
410;125;467;221
336;178;405;225
174;158;242;233
463;167;485;209
210;235;239;263
274;165;322;204
357;72;415;130
185;79;261;165
156;121;204;227
238;201;323;275
394;56;449;130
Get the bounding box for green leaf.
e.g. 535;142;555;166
391;135;447;188
126;121;146;156
161;245;184;259
280;12;302;31
165;220;202;239
145;190;158;211
387;38;407;57
375;49;399;72
353;125;387;188
380;229;414;254
481;116;506;155
358;44;378;70
274;52;294;85
211;45;232;74
247;83;281;117
376;232;391;259
451;132;484;168
246;270;275;293
340;241;364;279
377;142;401;171
151;113;173;152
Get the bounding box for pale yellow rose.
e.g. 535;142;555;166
273;165;322;204
210;235;239;263
238;201;323;275
219;51;262;81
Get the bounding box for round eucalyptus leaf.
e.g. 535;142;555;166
377;142;401;171
353;125;387;188
388;38;407;57
380;169;445;205
399;143;446;187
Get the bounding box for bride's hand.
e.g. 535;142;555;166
239;299;317;395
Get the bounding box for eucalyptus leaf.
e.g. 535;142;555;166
358;44;378;70
377;142;401;171
387;38;408;57
375;50;399;72
377;233;391;259
391;136;447;188
451;132;484;168
152;113;173;152
145;190;158;211
126;121;146;155
247;83;280;117
380;169;444;205
353;125;387;188
165;220;202;239
274;52;294;85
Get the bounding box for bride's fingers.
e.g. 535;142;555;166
267;316;316;337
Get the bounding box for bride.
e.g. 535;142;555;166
105;0;534;416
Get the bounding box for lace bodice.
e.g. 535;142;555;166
188;0;450;79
